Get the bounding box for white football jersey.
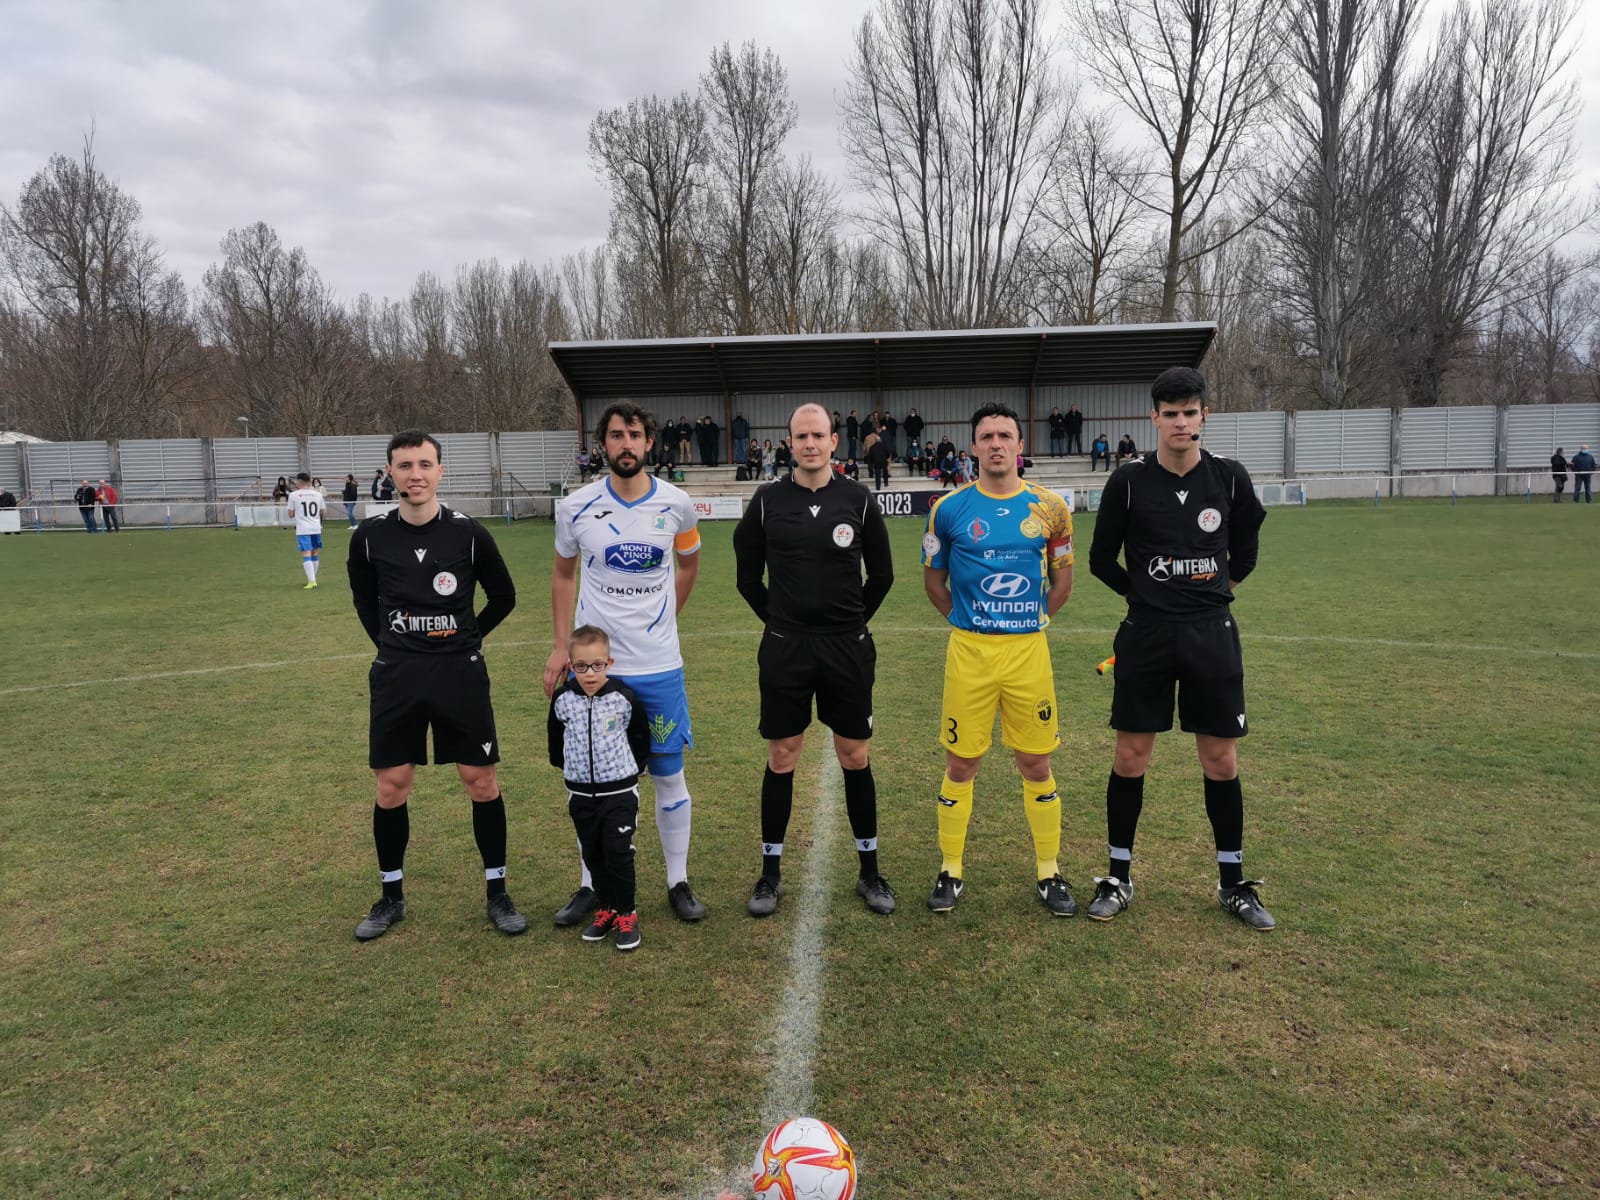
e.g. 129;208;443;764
286;488;324;535
554;476;701;675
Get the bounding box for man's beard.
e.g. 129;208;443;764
610;453;643;478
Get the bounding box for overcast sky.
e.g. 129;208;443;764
2;0;1597;307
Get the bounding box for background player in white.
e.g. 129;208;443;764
285;471;323;589
543;402;706;924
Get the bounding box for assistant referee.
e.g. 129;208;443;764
732;402;896;916
1086;367;1275;930
346;429;525;941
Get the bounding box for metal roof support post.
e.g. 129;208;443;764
1389;407;1401;497
107;438;121;492
708;343;732;465
1283;408;1296;483
488;430;503;502
1028;334;1047;453
572;391;586;446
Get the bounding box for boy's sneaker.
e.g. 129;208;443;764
928;870;963;912
856;874;897;915
355;896;406;941
1037;873;1077;917
747;875;781;917
1086;876;1132;921
668;880;706;922
581;908;618;942
1218;880;1276;931
487;892;528;935
553;886;598;927
613;911;641;952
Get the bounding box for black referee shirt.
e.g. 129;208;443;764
347;504;516;655
732;474;893;634
1089;449;1265;620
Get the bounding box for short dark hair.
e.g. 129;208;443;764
295;472;311;483
1151;366;1207;409
569;624;610;654
969;402;1022;441
595;401;657;447
388;430;443;463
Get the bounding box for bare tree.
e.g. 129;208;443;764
702;42;798;334
559;246;615;342
118;235;205;438
1385;0;1586;407
842;0;1068;328
755;156;845;333
1510;249;1596;403
452;259;569;431
1073;0;1281;321
1265;0;1418;407
0;137;141;438
1031;107;1149;324
589;93;710;338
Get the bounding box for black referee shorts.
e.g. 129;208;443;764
369;650;500;769
757;628;876;741
1110;614;1248;738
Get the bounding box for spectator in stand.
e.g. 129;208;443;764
921;440;938;477
843;456;861;480
342;474;360;527
935;434;956;468
867;428;892;490
1116;433;1138;466
760;439;776;480
273;476;291;502
97;479;121;532
1048;406;1067;457
746;437;762;481
699;415;721;467
903;407;924;456
379;469;396;502
74;479;99;532
908;440;929;477
1066;404;1084;455
954;450;974;484
846;409;861;460
776;439;794;477
938;447;958;488
675;417;692;466
371;468;386;500
576;447;594;482
881;409;897;458
732;412;750;467
1091;433;1110;471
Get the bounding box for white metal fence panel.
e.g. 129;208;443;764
309;435;393;483
499;431;580;495
1400;406;1496;470
26;441;112;499
1505;403;1600;468
212;437;301;500
1296;409;1391;473
435;432;493;491
0;443;20;493
119;439;208;499
1199;411;1285;475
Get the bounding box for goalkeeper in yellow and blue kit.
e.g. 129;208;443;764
921;402;1077;916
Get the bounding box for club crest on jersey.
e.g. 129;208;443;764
832;522;854;547
968;517;991;542
652;513;668;530
433;571;457;596
604;542;665;573
1198;507;1222;532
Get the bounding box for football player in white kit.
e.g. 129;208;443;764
543;402;707;924
285;471;324;589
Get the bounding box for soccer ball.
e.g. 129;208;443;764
752;1117;856;1200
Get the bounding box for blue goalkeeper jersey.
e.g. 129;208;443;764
922;480;1074;633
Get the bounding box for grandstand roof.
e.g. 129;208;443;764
548;322;1217;399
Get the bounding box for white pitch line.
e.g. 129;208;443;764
8;626;1597;699
693;753;842;1200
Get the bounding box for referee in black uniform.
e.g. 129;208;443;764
732;402;897;916
1086;368;1276;930
346;430;526;941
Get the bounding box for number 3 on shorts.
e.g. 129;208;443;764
945;716;959;745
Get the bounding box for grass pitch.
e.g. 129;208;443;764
2;499;1597;1198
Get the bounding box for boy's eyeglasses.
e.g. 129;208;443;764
570;660;609;675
